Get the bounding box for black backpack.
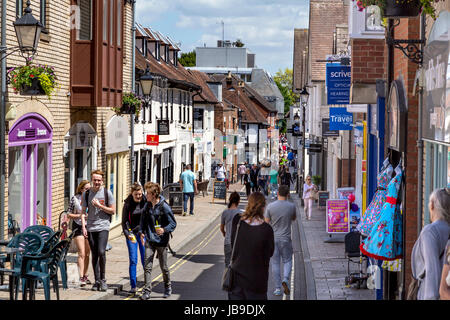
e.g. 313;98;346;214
85;188;112;222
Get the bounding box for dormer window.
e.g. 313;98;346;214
156;41;161;61
142;38;147;57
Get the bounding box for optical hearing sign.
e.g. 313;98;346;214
326;63;351;105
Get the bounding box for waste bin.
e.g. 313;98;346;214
162;183;183;214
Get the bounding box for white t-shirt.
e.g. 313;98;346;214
216;166;226;179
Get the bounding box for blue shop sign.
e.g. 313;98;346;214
326;63;351;105
329;107;353;131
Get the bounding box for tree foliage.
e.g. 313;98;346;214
273;68;298;133
179;50;196;67
233;39;245;47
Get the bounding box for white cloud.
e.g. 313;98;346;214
135;0;309;74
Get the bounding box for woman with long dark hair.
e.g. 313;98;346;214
228;192;274;300
220;192;242;267
121;182;147;295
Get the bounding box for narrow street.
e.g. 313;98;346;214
105;191;308;301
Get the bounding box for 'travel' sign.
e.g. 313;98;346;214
326;63;351;105
329;107;353;131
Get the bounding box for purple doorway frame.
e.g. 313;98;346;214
8;113;53;229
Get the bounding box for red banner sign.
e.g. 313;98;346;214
146;135;159;146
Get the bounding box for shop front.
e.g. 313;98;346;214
422;10;450;224
64;122;97;210
8;113;53;235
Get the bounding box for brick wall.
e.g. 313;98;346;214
351;38;386;84
309;0;349;82
2;1;72;233
390;16;421;290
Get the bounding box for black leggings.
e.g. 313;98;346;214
88;230;109;282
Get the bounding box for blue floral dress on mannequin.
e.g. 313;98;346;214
357;159;393;236
360;165;403;261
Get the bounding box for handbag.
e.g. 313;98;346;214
222;220;241;291
406;275;420;300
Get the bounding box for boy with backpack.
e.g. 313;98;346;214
81;170;115;292
138;182;177;300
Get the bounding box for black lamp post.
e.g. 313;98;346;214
139;65;155;96
0;0;42;238
13;1;44;58
130;65;155;183
299;86;309;196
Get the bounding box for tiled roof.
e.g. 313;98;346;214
186;69;219;104
211;74;269;125
293;28;308;91
309;0;348;82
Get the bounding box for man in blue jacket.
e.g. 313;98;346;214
138;182;177;300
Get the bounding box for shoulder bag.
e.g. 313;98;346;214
407;235;449;300
222;220;241;291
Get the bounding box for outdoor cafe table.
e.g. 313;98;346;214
0;246;23;300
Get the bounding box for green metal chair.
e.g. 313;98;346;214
0;232;44;300
58;231;74;289
21;239;70;300
23;225;54;243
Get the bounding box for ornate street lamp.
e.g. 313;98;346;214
139;65;155;96
299;86;309;106
13;1;44;57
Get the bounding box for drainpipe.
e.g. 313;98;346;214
130;0;136;184
417;13;426;234
0;0;7;238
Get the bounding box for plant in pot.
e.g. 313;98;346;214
354;0;441;20
112;92;142;117
312;175;322;190
8;61;58;98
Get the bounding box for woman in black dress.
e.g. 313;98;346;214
229;192;274;300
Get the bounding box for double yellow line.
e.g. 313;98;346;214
124;224;221;300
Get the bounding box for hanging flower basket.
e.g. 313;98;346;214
20;77;46;96
8;62;58;99
112;92;142;117
356;0;441;20
384;0;421;18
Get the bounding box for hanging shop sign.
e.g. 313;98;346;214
329;107;353;131
387;79;407;152
322;118;340;137
326;63;351;105
292;123;302;137
326;199;350;234
422;10;450;144
157;119;170;136
308;143;322;153
146;135;159;146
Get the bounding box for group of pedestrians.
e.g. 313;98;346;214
220;185;296;300
240;163;295;199
67;170;177;300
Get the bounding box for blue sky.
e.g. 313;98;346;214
135;0;310;76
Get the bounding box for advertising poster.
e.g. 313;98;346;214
326;199;350;234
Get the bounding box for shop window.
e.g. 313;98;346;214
424;142;449;224
8;147;23;236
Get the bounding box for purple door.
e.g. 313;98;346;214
8;113;52;232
